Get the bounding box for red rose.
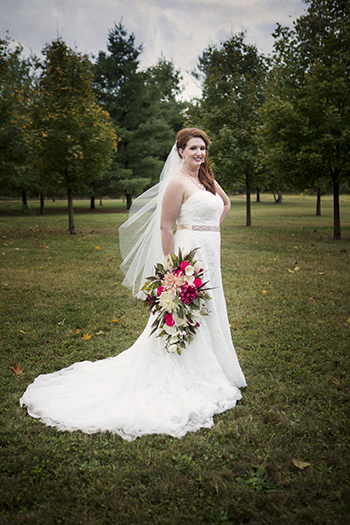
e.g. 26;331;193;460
193;278;202;288
180;261;189;271
157;286;164;296
165;313;175;326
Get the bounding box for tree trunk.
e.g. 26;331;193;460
90;196;96;209
40;193;45;215
22;189;28;210
316;186;321;216
67;188;76;235
52;194;55;202
332;172;341;240
99;197;103;206
126;192;132;211
256;186;261;202
246;180;251;227
277;191;283;204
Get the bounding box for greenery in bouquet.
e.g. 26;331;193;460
142;248;212;355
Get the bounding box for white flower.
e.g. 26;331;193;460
173;313;187;326
184;275;195;285
170;334;178;344
159;291;177;313
164;324;177;335
194;261;202;272
168;344;178;353
185;265;194;276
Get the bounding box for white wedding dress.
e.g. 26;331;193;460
20;190;246;440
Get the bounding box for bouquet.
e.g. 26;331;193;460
142;248;211;355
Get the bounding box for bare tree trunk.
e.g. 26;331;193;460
126;192;132;211
332;172;341;240
40;193;45;215
99;197;103;206
256;186;261;202
246;180;251;227
22;189;28;210
67;188;76;235
277;191;283;204
90;196;96;209
316;186;321;216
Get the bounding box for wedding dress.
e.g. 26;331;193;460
20;190;246;441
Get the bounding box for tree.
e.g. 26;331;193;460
189;33;267;226
257;0;350;239
93;23;184;209
0;35;34;204
30;39;117;233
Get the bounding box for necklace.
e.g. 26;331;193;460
181;168;206;191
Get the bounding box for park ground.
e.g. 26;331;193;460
0;194;349;525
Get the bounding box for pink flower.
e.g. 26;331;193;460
179;283;198;305
193;278;202;288
174;269;183;277
165;313;175;327
157;286;164;296
180;261;189;271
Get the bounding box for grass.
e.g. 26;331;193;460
0;194;349;525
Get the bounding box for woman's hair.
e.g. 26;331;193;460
176;128;216;194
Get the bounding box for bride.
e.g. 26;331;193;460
20;128;246;441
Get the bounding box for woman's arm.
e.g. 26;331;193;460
160;176;184;256
215;181;231;224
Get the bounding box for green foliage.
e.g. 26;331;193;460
188;33;267;226
93;23;185;209
0;35;33;194
257;0;350;238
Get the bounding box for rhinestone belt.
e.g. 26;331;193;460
177;224;220;232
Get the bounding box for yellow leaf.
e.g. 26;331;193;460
11;364;23;375
111;319;120;323
291;458;310;470
287;269;294;273
261;290;267;294
75;329;81;334
94;246;100;250
294;266;300;271
81;333;92;340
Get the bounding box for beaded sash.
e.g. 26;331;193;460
177;224;220;232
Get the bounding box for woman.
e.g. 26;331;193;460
20;128;246;441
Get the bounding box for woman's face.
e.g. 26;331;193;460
179;137;206;171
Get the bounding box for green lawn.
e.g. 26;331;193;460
0;194;349;525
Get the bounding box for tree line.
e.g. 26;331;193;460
1;0;349;238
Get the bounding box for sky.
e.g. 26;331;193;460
1;0;307;99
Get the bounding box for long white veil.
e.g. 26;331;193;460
119;145;181;299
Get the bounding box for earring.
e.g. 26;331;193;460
182;157;185;164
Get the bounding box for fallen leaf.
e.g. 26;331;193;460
294;266;300;271
95;330;104;335
311;261;317;264
11;364;23;375
19;329;29;334
309;296;315;300
261;290;267;294
340;249;347;253
111;319;120;323
273;256;278;260
291;458;310;470
75;329;81;334
108;258;116;262
3;243;8;246
318;272;325;275
82;333;92;340
287;269;294;273
94;246;100;250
